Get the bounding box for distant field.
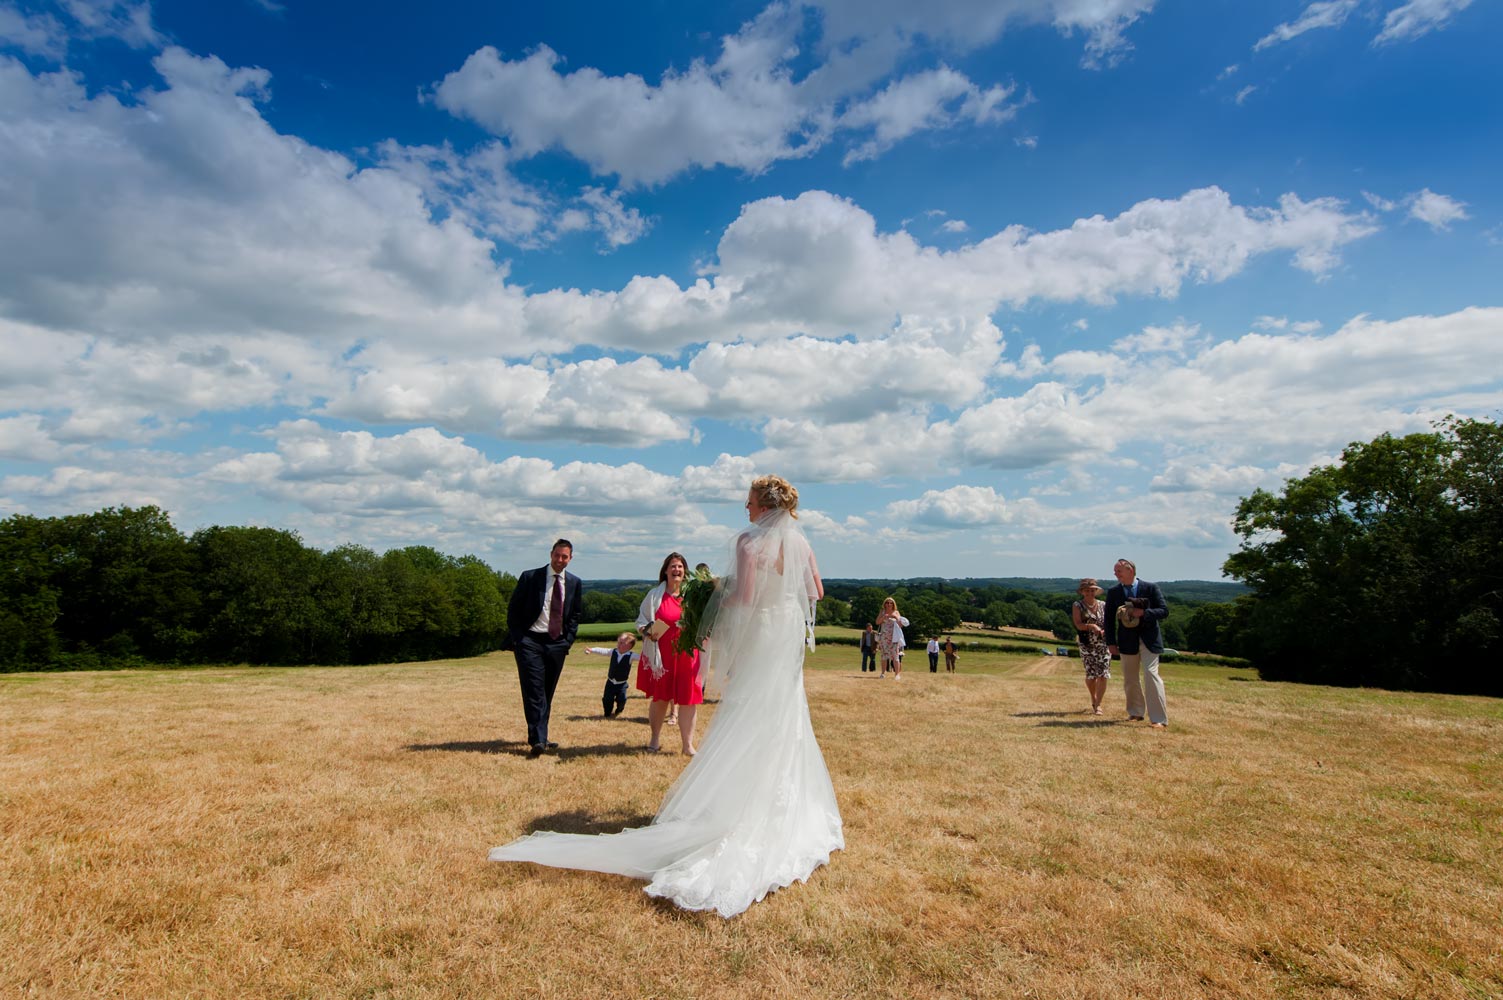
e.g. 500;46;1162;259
3;646;1499;999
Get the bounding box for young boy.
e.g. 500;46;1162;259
585;632;638;718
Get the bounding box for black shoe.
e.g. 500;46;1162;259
545;741;559;750
528;743;546;758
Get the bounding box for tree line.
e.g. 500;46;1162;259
0;506;517;669
589;578;1213;650
0;506;1217;672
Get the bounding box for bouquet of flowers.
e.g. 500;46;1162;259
674;564;718;655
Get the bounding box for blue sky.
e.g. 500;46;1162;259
1;0;1499;583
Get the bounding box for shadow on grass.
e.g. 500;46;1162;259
404;737;656;759
555;742;657;760
1036;719;1124;729
564;713;649;725
1011;710;1082;718
404;738;523;754
522;807;656;835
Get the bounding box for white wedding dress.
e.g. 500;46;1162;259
489;509;843;918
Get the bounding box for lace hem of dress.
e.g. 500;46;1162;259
642;828;845;919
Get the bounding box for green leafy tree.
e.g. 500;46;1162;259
1185;599;1255;656
980;601;1016;629
1053;611;1082;643
37;506;199;664
816;596;851;626
316;544;399;663
582;589;641;624
928;597;963;631
581;590;618;624
1224;418;1502;694
193;525;322;664
1009;597;1053;631
1186;602;1235;654
448;555;509;656
847;587;888;629
0;515;62;669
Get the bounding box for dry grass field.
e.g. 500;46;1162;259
3;646;1500;1000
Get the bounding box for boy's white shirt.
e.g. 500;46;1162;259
585;646;638;663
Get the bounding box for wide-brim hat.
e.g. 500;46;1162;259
1078;578;1104;593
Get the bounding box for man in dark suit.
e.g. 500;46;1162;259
1103;557;1170;729
507;539;583;757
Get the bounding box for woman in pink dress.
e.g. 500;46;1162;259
636;552;703;754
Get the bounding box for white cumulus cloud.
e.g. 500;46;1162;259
1405;188;1469;230
886;484;1019;527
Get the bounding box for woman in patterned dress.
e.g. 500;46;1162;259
875;597;908;680
1072;578;1111;715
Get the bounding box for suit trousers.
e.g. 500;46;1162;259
1121;649;1168;724
860;648;876;671
515;632;569;746
602;678;628;717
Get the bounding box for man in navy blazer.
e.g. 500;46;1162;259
507;539;584;757
1103;557;1170;729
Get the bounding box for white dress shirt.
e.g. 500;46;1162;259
530;569;567;634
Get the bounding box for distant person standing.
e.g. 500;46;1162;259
876;598;908;680
942;637;958;673
1103;559;1169;729
1071;580;1110;715
507;539;584;757
926;636;940;673
859;623;877;672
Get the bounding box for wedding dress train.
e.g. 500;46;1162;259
489;510;843;918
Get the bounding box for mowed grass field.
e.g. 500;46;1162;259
3;644;1500;999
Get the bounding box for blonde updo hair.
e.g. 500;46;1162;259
750;474;799;518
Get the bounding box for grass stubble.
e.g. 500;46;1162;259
2;647;1500;1000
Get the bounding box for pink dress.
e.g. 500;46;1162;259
650;593;704;706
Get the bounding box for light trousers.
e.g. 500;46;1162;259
1121;649;1168;724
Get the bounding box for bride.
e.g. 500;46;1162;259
489;475;844;917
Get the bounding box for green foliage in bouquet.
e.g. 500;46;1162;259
674;565;717;655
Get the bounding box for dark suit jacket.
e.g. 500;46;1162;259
1103;579;1168;655
507;566;583;647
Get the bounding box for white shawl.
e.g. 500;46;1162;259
636;582;668;679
